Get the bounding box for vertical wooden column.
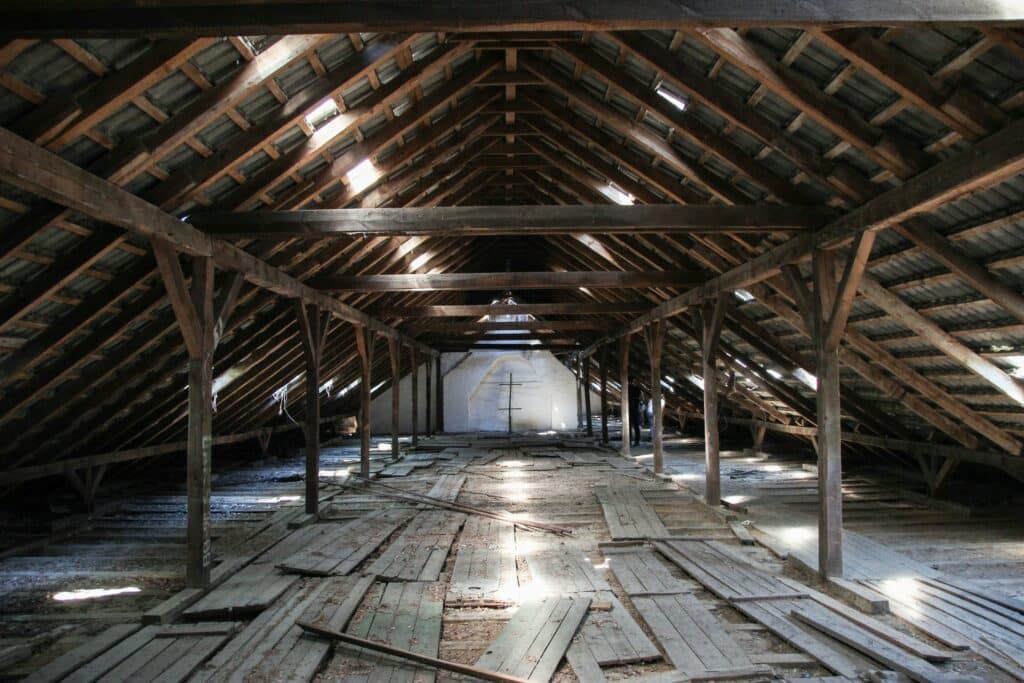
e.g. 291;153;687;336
354;325;374;478
575;357;584;430
807;234;874;578
153;240;224;588
410;347;419;447
583;355;593;437
698;295;727;507
619;333;632;458
435;356;444;433
387;338;401;462
812;250;843;578
295;302;330;515
425;357;432;437
599;345;609;445
645;322;666;473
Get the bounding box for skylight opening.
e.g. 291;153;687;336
600;184;634;205
337;378;360;397
346;158;381;194
767;368;784;380
794;368;818;390
688;374;704;390
409;252;432;271
655;85;688;112
1006;355;1024;379
734;289;755;302
304;98;338;130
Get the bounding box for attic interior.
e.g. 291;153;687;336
1;3;1024;681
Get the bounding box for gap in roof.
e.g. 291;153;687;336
346;158;381;194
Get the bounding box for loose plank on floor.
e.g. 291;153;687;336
366;510;465;581
192;574;373;682
631;592;767;681
277;508;409;576
476;596;591;682
447;515;518;607
323;581;443;683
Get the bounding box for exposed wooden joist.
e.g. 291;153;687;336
317;270;701;292
191;204;827;238
376;302;650;317
0;127;436;356
4;2;1021;38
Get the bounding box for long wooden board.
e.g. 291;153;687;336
366;510;465;581
576;591;660;666
191;574;374;682
447;515;519;607
476;596;591;682
631;593;767;681
603;546;694;596
276;508;409;576
324;581;443;682
594;485;670;540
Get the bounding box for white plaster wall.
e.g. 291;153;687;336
369;363;429;434
441;350;584;433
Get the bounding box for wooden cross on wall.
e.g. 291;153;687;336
485;372;538;434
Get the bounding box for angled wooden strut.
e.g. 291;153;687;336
295;301;331;515
645;321;665;473
151;239;240;588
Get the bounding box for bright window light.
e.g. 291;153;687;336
767;368;784;380
304;98;338;129
600;184;634;205
734;289;755;302
664;374;676;383
54;587;140;602
656;85;688;111
346;158;381;194
794;367;818;390
688;374;705;390
409;252;432;271
1006;355;1024;379
337;378;360;397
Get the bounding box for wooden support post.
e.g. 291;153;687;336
153;237;243;587
388;338;401;461
752;424;767;452
583;355;593;437
599;345;609;444
698;295;728;506
256;429;271;456
435;355;444;433
575;357;584;430
425;355;432;437
645;321;666;473
295;302;330;515
812;249;843;579
410;347;419;447
354;325;374;478
619;333;632;457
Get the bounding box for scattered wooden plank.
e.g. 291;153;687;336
594;484;670;540
729;521;756;545
631;592;768;681
426;473;466;501
603;546;694;596
366;510;465;581
324;581;443;682
182;560;299;620
575;591;660;666
22;623;141;683
448;515;519;607
297;620;530;683
791;607;957;683
276;508;409;575
475;595;591;682
519;536;610;594
192;574;373;682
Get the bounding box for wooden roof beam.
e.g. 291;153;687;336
5;3;1023;38
0;128;436;355
193;204;828;238
316;270;702;292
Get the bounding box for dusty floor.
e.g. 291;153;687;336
1;428;1022;681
